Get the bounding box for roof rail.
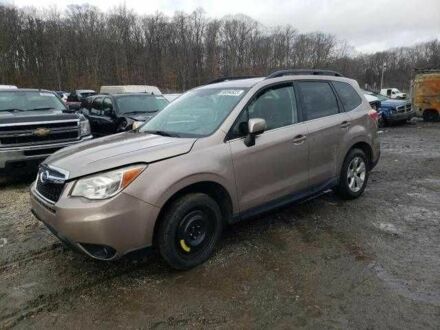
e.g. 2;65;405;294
266;69;344;79
207;76;258;85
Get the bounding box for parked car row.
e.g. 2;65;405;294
0;84;182;175
1;68;438;270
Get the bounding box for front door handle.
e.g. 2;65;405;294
292;134;306;145
340;121;351;128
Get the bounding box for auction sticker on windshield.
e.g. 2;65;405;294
40;92;55;97
218;90;244;96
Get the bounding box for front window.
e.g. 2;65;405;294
139;87;248;137
116;95;169;114
0;91;67;112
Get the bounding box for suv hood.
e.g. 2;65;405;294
45;132;197;179
380;99;409;107
0;109;79;123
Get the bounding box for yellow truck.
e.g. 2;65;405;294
412;69;440;122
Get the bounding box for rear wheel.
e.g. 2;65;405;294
423;110;439;122
334;148;369;200
157;193;223;270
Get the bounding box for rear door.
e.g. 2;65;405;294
228;83;310;213
296;80;349;189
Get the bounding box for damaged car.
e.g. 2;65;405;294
81;93;169;136
30;70;380;270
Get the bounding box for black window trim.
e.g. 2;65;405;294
294;79;343;122
225;81;300;141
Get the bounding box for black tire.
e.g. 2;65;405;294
157;193;223;270
334;148;369;200
423;110;439;122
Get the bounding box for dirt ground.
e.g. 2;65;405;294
0;120;439;329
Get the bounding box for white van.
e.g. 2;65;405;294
100;85;161;95
380;88;406;99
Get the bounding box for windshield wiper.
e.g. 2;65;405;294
142;130;179;137
0;108;26;112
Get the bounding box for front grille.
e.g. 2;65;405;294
396;106;405;113
24;147;62;156
36;166;67;203
0;120;79;147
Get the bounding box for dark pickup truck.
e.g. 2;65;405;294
0;89;92;174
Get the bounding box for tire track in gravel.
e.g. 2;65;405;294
0;253;161;329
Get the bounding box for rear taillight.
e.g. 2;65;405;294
368;109;379;122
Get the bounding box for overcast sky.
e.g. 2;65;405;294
4;0;440;53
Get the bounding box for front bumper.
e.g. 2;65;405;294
386;110;415;122
0;135;93;171
30;182;160;260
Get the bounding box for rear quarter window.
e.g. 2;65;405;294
333;81;362;111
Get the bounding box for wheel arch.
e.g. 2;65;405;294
346;141;373;169
152;180;234;247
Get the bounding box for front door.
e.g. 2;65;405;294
228;83;310;213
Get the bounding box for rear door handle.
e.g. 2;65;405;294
340;121;351;128
292;134;306;145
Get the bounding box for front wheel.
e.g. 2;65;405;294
157;193;223;270
334;148;369;200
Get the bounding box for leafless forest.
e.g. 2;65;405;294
0;4;439;92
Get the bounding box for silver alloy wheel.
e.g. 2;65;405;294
347;156;366;193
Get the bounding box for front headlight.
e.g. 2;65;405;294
80;120;91;136
132;121;145;130
71;165;146;200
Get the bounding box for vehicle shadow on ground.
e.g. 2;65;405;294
0;172;36;188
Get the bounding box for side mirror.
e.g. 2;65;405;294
104;108;113;116
244;118;266;147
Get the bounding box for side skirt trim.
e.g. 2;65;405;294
231;177;338;223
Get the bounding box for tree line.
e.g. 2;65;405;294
0;4;439;92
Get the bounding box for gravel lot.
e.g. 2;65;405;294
0;120;439;329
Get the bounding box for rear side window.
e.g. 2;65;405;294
297;81;339;120
333;81;362;111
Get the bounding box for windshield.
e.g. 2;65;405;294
0;91;66;111
116;95;169;114
139;87;248;137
